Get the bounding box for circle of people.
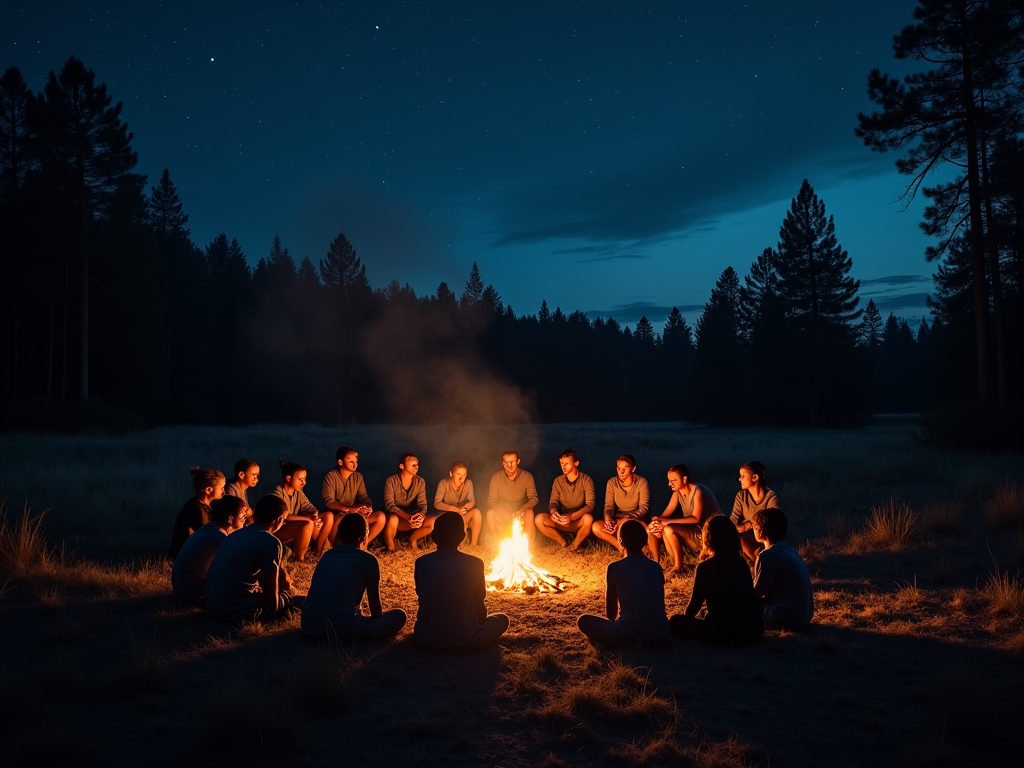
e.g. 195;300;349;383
169;447;814;652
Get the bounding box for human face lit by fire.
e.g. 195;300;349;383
228;504;250;532
450;466;468;489
738;468;757;491
239;466;260;489
616;460;635;484
340;452;359;473
502;453;520;478
667;471;683;492
286;470;307;493
211;480;226;500
401;457;420;476
559;456;579;477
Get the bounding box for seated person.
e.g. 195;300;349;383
485;450;539;545
413;512;510;652
225;459;260;512
433;461;482;547
205;494;304;622
731;460;779;561
169;467;226;560
752;508;814;630
301;512;407;642
649;464;722;572
383;453;434;551
577;520;670;647
172;496;250;605
322;445;387;548
535;449;596;553
272;460;330;560
592;454;650;553
669;516;764;646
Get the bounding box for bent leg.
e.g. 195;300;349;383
535;513;567;546
739;529;761;561
662;526;685;571
571;513;594;549
360;608;408;642
408;515;435;549
578;614;631;647
315;511;334;555
486;508;510;543
366;510;387;548
465;508;482;546
591;521;620;551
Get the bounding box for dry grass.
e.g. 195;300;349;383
281;645;358;719
499;644;568;697
894;576;923;608
980;480;1024;530
922;500;963;533
0;500;51;579
849;498;921;553
530;661;673;726
981;567;1024;616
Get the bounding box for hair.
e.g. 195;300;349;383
337;512;368;545
617;519;647;550
753;507;787;541
399;453;417;468
501;450;519;460
233;459;258;476
668;464;690;480
559;449;579;463
703;515;741;558
450;460;468;472
432;511;465;548
616;454;636;469
279;460;306;480
211;495;247;526
253;494;288;524
336;446;357;462
740;461;768;486
190;467;225;494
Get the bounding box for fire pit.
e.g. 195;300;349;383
485;518;573;593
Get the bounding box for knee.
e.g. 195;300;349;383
580;513;594;527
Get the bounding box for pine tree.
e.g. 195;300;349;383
0;66;32;199
691;267;742;424
776;180;861;330
634;315;656;346
860;299;883;347
265;235;296;285
296;257;321;290
738;247;780;342
320;231;368;297
461;262;485;308
148;169;189;240
538;300;552;324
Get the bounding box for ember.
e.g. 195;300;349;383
485;518;572;593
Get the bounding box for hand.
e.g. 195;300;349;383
604;519;616;533
410;513;424;528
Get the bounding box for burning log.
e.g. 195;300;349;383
485;518;573;593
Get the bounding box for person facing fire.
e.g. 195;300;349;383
172;495;250;606
383;453;434;551
322;446;387;548
593;455;650;554
535;449;596;553
225;459;260;512
433;460;483;547
648;464;722;572
577;519;670;646
731;461;779;561
170;467;226;560
485;450;539;546
272;461;330;561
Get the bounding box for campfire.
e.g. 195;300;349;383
485;518;572;593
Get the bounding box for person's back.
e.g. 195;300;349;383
206;524;281;621
171;523;226;604
607;554;670;641
414;548;486;648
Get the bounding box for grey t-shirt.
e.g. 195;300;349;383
549;473;596;517
224;481;251;507
730;488;779;526
205;525;283;621
171;522;226;603
383;474;428;515
487;469;538;512
302;545;382;638
671;483;722;521
273;485;318;517
322;468;372;509
754;540;814;628
434;478;476;513
603;475;651;521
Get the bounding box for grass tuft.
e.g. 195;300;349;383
530;661;672;726
980;480;1024;529
894;576;923;608
922;500;963;533
981;566;1024;616
849;498;920;552
0;500;51;579
499;644;567;697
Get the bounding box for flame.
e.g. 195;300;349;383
485;518;571;593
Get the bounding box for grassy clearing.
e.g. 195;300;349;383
980;480;1024;529
848;498;921;553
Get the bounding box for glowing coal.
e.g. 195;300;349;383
485;518;572;593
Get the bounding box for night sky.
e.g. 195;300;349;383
2;1;934;329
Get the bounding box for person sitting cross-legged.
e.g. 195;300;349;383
535;449;596;553
433;461;483;547
301;512;407;643
413;512;510;652
205;494;304;623
384;453;434;551
172;495;250;606
577;519;671;647
669;516;764;647
752;508;814;631
592;454;651;555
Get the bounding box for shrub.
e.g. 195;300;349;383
0;501;51;579
981;567;1024;616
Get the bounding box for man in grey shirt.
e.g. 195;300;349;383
752;508;814;630
485;450;539;546
535;449;596;552
322;446;387;548
593;454;650;553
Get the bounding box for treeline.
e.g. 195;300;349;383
1;39;1021;428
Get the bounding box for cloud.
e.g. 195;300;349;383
872;291;931;312
584;301;690;325
861;275;930;288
